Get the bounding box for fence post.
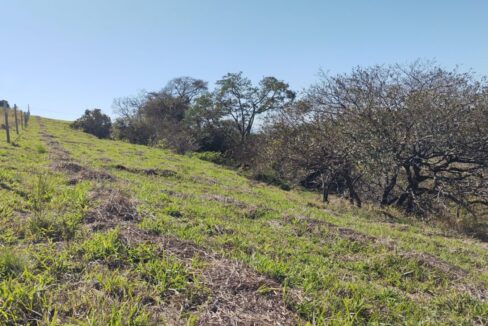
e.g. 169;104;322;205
4;107;10;143
14;105;19;135
26;105;30;127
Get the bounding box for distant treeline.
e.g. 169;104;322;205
72;62;488;237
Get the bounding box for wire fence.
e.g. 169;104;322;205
0;102;31;144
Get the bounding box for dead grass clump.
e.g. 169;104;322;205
336;226;382;244
197;258;300;325
84;190;139;229
119;226;204;260
53;161;84;173
144;168;177;177
52;161;114;184
78;169;114;181
161;189;193;199
49;149;71;161
242;206;270;219
191;175;219;185
114;164;177;177
200;194;248;209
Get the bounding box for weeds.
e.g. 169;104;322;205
28;213;80;241
0;249;27;279
79;229;127;264
35;144;47;154
30;173;54;215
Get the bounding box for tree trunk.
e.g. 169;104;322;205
381;174;398;206
344;174;361;207
322;176;333;203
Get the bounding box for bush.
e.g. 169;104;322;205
71;109;112;139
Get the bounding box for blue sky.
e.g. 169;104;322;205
1;0;487;120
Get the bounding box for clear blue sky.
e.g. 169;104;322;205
1;0;487;120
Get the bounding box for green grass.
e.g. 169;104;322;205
0;117;486;324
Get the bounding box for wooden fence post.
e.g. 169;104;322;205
14;105;19;135
26;105;30;127
4;107;10;143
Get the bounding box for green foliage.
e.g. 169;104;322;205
0;271;50;324
190;151;225;164
136;256;189;295
35;144;47;154
30;173;54;215
0;249;27;279
79;229;127;263
71;108;112;139
28;212;80;241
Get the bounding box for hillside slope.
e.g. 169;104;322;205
0;117;487;325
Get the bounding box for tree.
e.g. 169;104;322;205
260;100;361;205
307;62;488;217
163;77;208;102
215;72;295;144
71;109;112;139
0;100;10;108
260;62;488;222
112;77;208;153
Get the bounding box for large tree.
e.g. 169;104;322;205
215;72;295;144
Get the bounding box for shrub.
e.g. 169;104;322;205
71;109;112;139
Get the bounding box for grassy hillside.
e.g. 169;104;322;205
0;117;487;325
